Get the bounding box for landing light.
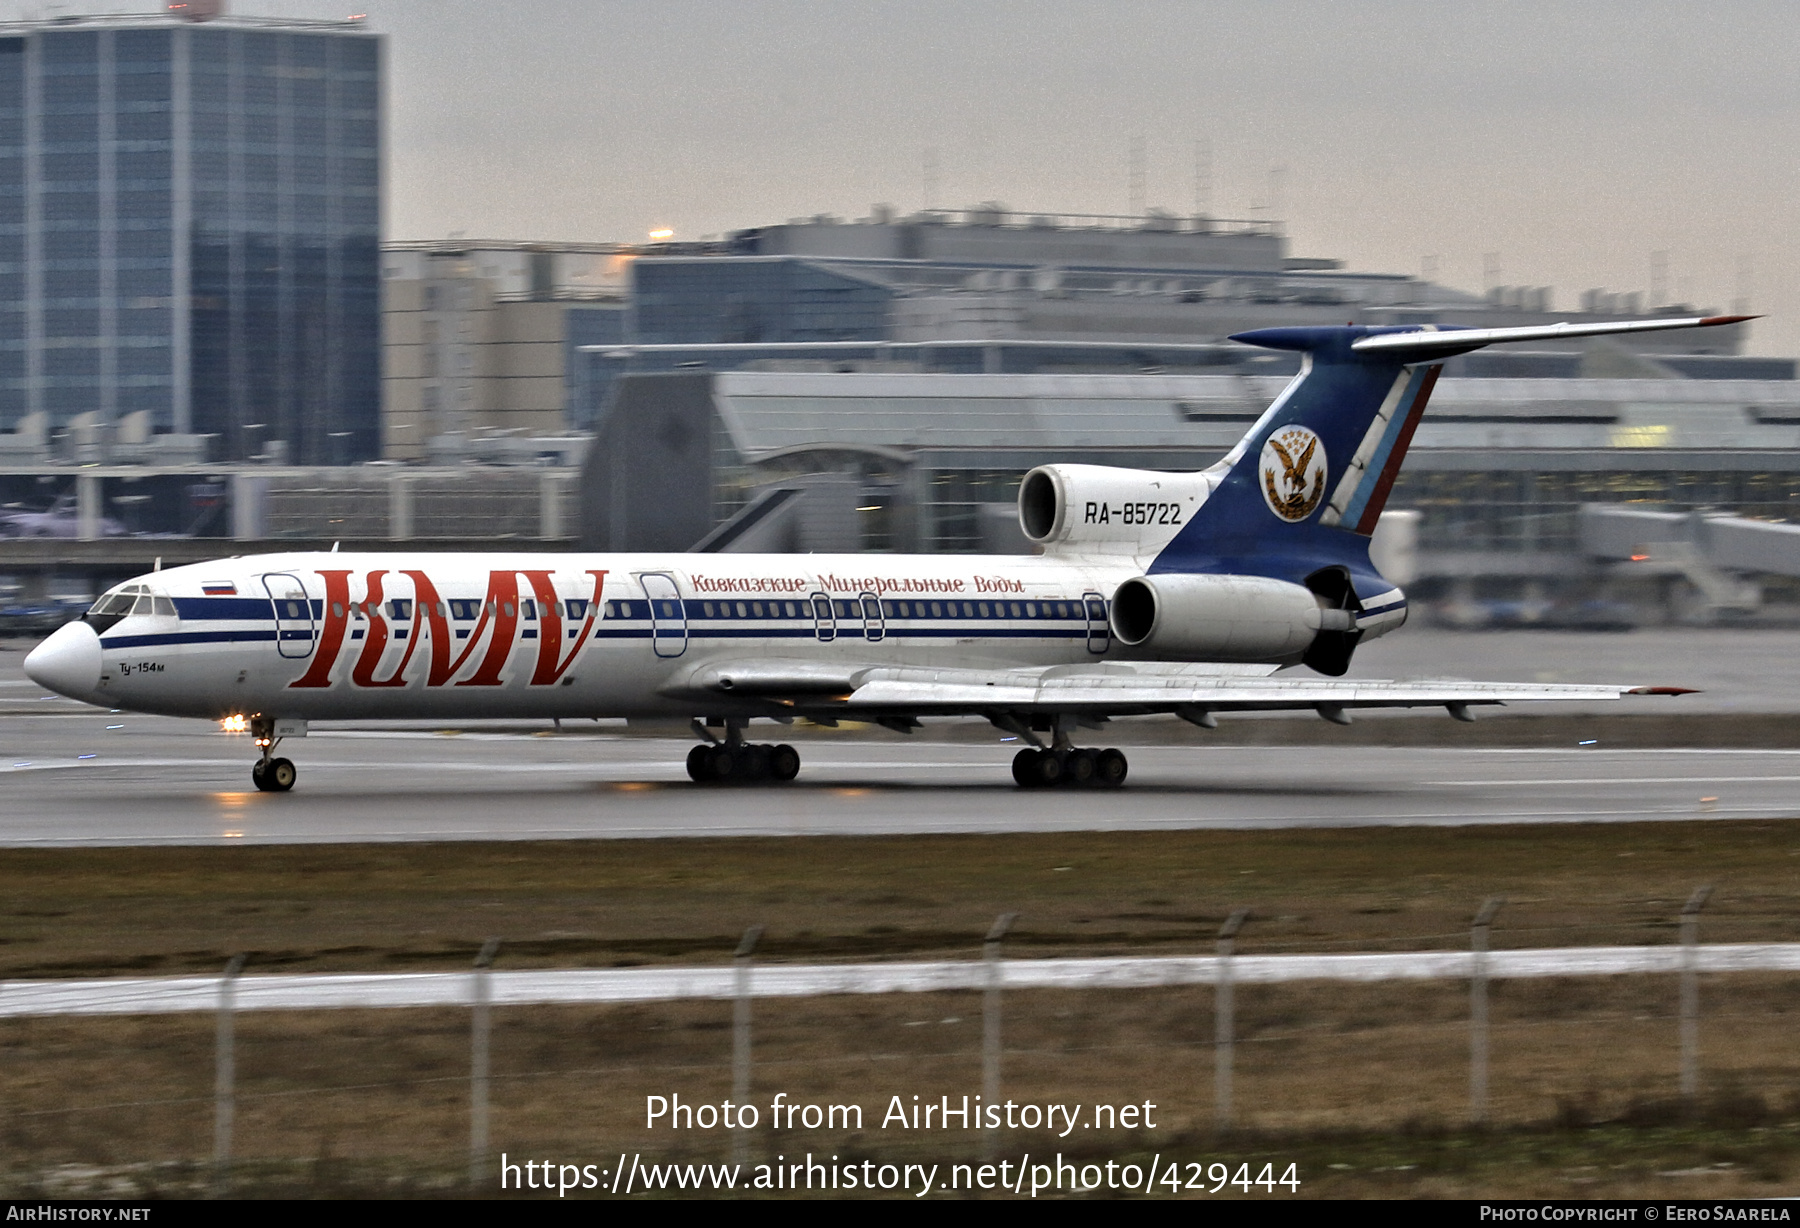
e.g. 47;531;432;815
221;714;249;733
648;228;674;241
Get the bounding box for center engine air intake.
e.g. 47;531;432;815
1109;573;1352;662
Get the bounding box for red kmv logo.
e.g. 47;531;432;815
288;569;608;689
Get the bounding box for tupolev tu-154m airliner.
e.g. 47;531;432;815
26;317;1733;792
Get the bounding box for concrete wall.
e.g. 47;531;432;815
382;264;579;459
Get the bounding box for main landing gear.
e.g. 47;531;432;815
1011;746;1128;789
248;717;296;793
686;719;800;785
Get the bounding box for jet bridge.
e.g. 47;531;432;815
1578;504;1800;619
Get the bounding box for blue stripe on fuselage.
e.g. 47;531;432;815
102;629;279;649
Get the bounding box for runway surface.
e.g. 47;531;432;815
4;628;1798;847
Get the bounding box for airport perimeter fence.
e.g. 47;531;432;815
1;886;1795;1193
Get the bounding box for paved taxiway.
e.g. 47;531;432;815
4;627;1798;846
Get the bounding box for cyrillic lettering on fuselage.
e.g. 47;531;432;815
287;568;609;691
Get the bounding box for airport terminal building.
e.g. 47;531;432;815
575;366;1800;622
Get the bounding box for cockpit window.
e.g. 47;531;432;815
83;583;176;634
85;585;140;634
90;585;141;617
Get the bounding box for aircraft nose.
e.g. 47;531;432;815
24;619;102;701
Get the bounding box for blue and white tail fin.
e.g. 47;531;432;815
1151;315;1753;598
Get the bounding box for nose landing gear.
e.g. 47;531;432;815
686;719;800;785
248;717;297;792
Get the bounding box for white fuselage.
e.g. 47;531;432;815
60;550;1208;722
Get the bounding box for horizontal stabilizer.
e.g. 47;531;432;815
1345;315;1756;360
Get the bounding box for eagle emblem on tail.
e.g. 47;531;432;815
1259;425;1328;522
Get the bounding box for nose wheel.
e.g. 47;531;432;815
248;717;297;792
251;755;296;792
1011;746;1127;788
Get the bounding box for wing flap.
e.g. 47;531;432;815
661;657;1693;717
837;675;1663;715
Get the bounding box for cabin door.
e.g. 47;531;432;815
263;573;316;659
640;573;689;659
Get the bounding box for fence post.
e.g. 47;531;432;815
982;912;1018;1161
470;937;500;1188
213;953;246;1190
733;925;763;1168
1680;886;1712;1112
1214;909;1249;1135
1470;898;1505;1126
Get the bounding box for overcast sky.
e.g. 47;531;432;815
13;1;1800;355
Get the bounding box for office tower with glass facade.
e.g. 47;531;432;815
0;13;379;462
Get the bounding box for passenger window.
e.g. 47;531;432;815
785;602;798;617
1026;602;1037;617
389;600;412;620
930;602;942;617
568;599;588;619
1009;603;1022;618
735;602;747;617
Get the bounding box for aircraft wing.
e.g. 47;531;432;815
665;658;1690;722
